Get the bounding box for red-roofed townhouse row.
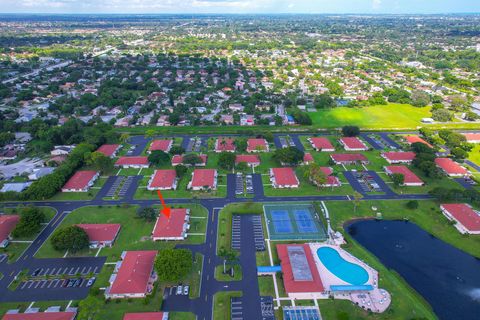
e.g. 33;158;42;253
187;169;217;190
115;156;150;169
235;155;261;167
152;208;190;241
0;215;20;248
96;144;121;158
147;170;177;191
384;166;424;186
105;250;157;299
215;138;236;153
405;135;433;148
76;224;121;248
440;203;480;234
148;140;173;153
330;154;369;165
123;312;168;320
171;154;207;167
308;167;341;187
270;168;299;188
463;133;480;143
246;139;269;153
308;137;335;152
61;171;99;192
2;310;77;320
339;137;369;151
435;158;469;177
381;152;416;164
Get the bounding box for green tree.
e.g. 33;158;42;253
218;152;236;171
272;147;304;166
303;163;327;188
234;138;248;152
432;109;452;122
169;146;185;155
451;147;468;160
12;207;46;238
77;295;103;320
182;154;203;166
352;191;363;213
411;90;430;107
145;129;156;139
406;200;419;210
154;249;193;282
137;207;157;222
391;173;405;186
0;132;14;147
315;93;335;109
50;225;89;253
175;165;188;178
148;150;170;166
341;126;360;137
86;151;114;173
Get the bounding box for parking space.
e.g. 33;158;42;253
378;132;401;149
105;175;125;197
454;177;477;190
251;215;265;251
260;296;275;320
355;171;382;192
278;136;295;148
245;174;254;194
236;173;244;195
361;133;386;150
31;265;100;277
18;277;95;291
0;254;7;263
231;297;244;320
118;176;134;197
231;215;241;251
186;137;203;152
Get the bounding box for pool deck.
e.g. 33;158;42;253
309;243;391;313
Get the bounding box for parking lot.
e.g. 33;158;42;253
278;136;295;148
260;296;275;320
235;173;244;195
231;215;241;250
30;265;100;277
105;176;125;197
251;215;265;251
18;277;95;291
354;171;383;192
245;174;254;194
231;296;244;320
186;137;203;152
118;176;135;197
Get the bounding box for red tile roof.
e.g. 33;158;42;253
109;250;157;295
152;208;188;239
303;153;314;163
441;204;480;232
247;139;268;152
319;167;340;186
463;133;480;143
0;215;20;244
62;171;98;191
309;137;334;151
123;312;166;320
405;135;433;148
76;224;121;243
215;138;236;152
435;158;468;176
235;154;260;165
149;140;173;152
115;156;149;166
340;137;368;150
271;167;299;186
190;169;216;188
385;166;423;185
149;170;177;189
382;152;416;163
2;312;76;320
96;144;120;157
277;244;324;293
330;153;368;163
172;154;207;166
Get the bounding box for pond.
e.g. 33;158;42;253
346;219;480;320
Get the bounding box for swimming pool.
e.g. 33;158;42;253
317;247;369;285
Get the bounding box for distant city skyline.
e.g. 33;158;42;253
0;0;479;14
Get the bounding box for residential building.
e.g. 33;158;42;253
152;208;190;241
270;168;299;188
187;169;217;190
61;171;99;192
0;215;20;248
440;204;480;234
147;170;177;190
76;224;121;248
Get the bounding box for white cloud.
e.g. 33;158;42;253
372;0;382;10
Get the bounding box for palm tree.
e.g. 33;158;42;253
353;191;363;213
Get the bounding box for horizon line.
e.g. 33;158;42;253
0;12;479;16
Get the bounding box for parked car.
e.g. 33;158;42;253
86;277;96;287
183;285;189;295
176;285;183;295
32;269;41;276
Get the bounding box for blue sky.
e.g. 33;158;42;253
0;0;479;14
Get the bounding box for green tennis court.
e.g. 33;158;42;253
263;203;327;241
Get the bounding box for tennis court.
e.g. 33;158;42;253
264;203;326;241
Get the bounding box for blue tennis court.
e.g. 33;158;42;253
264;203;327;241
294;209;318;233
271;210;294;233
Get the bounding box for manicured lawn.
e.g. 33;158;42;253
49;177;107;201
35;203;208;261
214;264;242;281
213;291;242;320
187;253;204;299
0;242;29;263
468;144;480;165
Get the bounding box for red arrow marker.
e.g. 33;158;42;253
156;190;171;219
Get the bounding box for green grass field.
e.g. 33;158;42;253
35;204;208;261
468;144;480;166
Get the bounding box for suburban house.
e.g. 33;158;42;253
381;152;416;164
187;169;217;190
311;167;341;187
28;167;55;180
50;145;76;156
270;168;300;188
96;144;121;158
303;153;314;165
105;250;158;299
463;133;480;143
61;171;99;192
384;166;424;186
434;158;469;177
246;139;269;152
0;215;20;248
115;156;149;168
147;170;177;190
2;309;77;320
148;140;173;153
171;154;207;167
235;155;261;167
440;203;480;234
330;154;369;165
404;135;433;148
152;208;190;241
308;137;335;152
76;224;121;248
123;312;169;320
215;138;236;153
339;137;368;151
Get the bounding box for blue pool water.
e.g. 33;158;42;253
317;247;369;285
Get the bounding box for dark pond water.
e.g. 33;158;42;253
346;219;480;320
